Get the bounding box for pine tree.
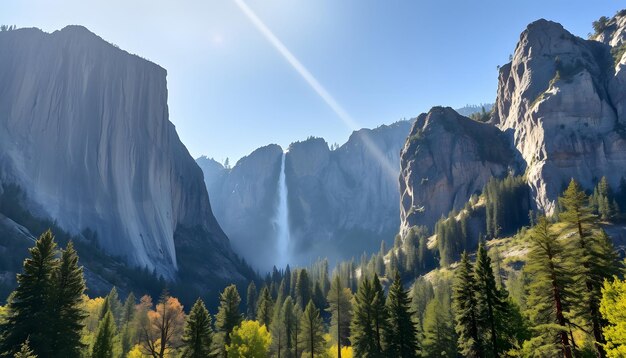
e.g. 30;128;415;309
371;274;388;353
351;276;384;357
181;298;213;358
0;230;58;357
559;179;621;357
525;216;574;358
276;279;287;308
256;286;273;328
410;277;434;329
385;271;419;358
311;282;327;312
474;242;505;357
386;251;398;277
292;302;303;358
422;293;457;357
106;287;123;327
121;292;136;325
296;269;312;309
299;300;325;357
214;284;242;357
13;339;36;358
270;300;286;358
92;309;116;358
246;281;258;320
280;297;297;357
119;292;136;356
99;296;111;321
119;324;134;357
452;252;482;357
594;177;613;220
375;253;385;277
327;275;353;358
49;241;87;357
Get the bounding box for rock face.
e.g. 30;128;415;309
493;18;626;213
399;107;515;235
200;121;412;269
0;26;246;283
399;12;626;237
287;123;410;262
197;145;283;269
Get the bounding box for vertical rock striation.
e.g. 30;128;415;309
197;145;283;270
199;121;412;268
0;26;245;283
493;18;626;213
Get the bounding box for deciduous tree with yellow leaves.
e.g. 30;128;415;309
600;278;626;358
226;320;272;357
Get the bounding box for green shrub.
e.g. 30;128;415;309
592;16;609;36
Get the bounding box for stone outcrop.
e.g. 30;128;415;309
399;107;515;235
399;12;626;237
493;18;626;213
0;26;248;284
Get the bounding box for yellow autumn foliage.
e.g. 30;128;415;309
322;332;353;358
126;344;144;358
600;278;626;358
226;320;272;358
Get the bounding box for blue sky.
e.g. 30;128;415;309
1;1;622;163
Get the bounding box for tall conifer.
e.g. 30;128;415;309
50;241;86;357
256;286;273;328
475;242;504;357
525;216;574;358
92;309;116;358
384;271;419;357
452;252;482;357
299;300;325;357
351;277;383;357
0;230;58;356
560;179;621;357
214;284;242;357
182;298;213;358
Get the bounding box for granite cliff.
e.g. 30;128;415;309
399;11;626;239
493;18;626;213
197;145;283;269
399;107;516;235
0;26;250;291
199;121;412;269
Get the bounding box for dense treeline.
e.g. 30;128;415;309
0;230;429;357
1;177;626;357
484;175;530;238
426;175;626;270
0;184;257;309
435;208;469;267
434;175;530;268
453;179;622;357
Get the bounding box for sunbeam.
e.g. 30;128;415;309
233;0;399;182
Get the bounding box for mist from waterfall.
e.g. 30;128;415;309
273;152;291;267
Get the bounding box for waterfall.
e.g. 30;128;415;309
274;152;291;267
